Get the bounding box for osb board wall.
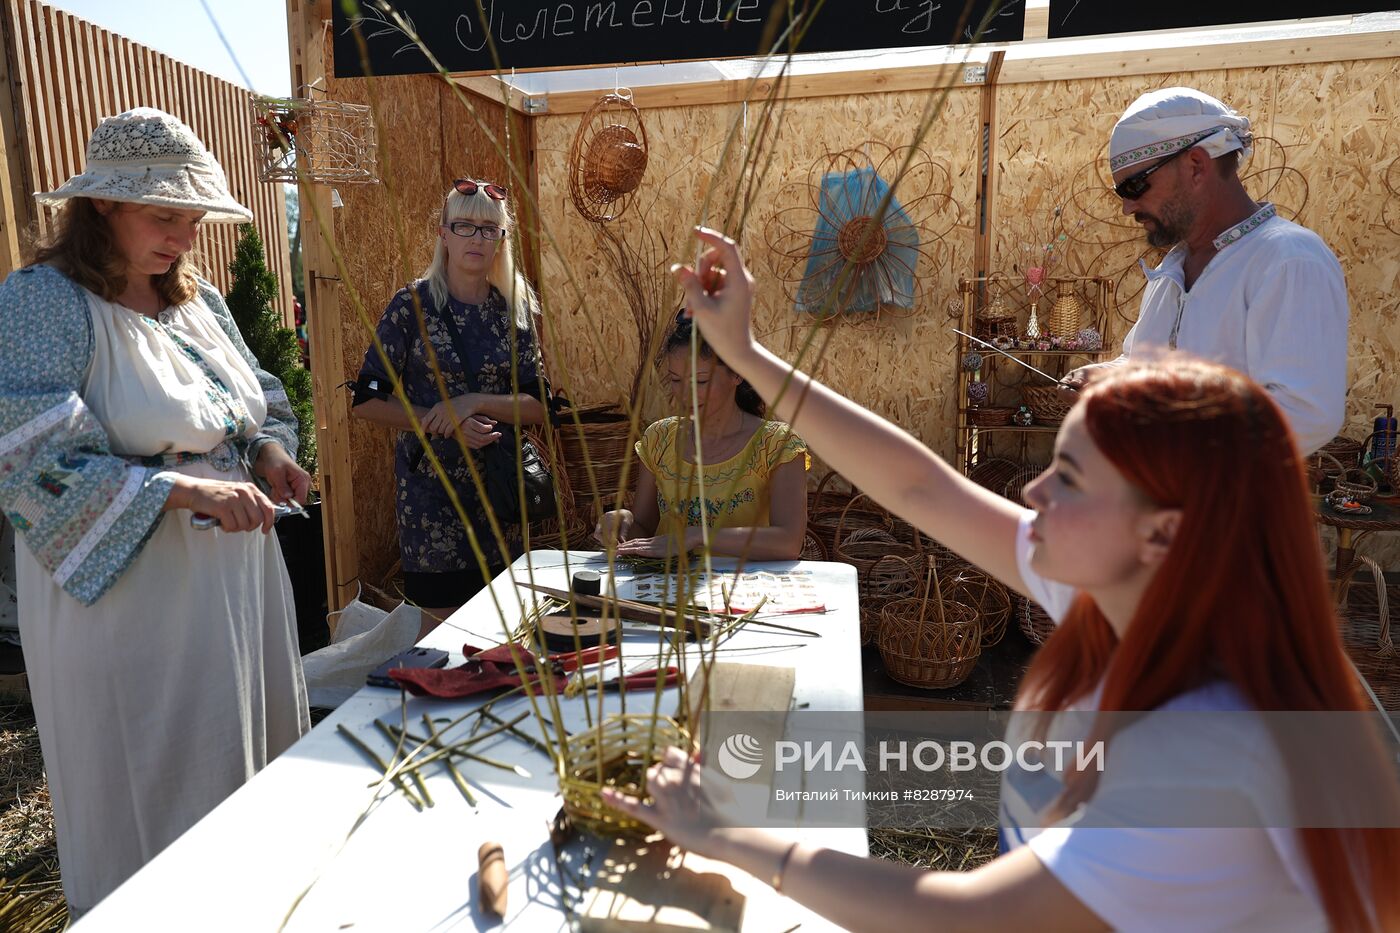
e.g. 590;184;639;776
991;58;1400;565
324;72;527;587
531;86;981;485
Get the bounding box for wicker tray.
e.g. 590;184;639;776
1021;385;1070;425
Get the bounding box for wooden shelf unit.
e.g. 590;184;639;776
953;274;1116;477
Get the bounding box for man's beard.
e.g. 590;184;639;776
1137;195;1195;248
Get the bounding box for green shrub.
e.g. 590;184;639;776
225;225;317;472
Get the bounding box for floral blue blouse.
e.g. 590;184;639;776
355;282;543;576
0;264;299;605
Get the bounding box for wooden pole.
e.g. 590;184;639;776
287;0;360;612
973;50;1005;288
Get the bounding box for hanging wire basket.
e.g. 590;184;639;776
253;96;379;185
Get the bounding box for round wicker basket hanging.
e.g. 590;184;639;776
568;93;649;224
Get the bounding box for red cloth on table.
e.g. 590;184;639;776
389;643;567;699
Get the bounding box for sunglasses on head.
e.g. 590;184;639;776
1112;136;1219;201
452;178;508;200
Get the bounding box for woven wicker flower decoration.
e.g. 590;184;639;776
767;142;960;318
568;93;649;224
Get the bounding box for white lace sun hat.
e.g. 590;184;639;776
35;107;252;223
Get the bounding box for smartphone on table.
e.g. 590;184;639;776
366;647;450;688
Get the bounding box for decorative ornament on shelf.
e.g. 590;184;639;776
252;96;379;185
568;92;650;224
967;380;991;407
1075;328;1103;352
1013;405;1034;427
992;335;1016;351
961;351;984;373
1024;265;1046;339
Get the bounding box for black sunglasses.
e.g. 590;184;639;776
1112;143;1198;201
452;178;508;201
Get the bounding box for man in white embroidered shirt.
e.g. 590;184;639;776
1063;87;1348;455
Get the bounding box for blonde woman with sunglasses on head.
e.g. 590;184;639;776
352;179;548;638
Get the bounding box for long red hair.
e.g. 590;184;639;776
1016;360;1400;932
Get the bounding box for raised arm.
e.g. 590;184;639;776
673;229;1029;595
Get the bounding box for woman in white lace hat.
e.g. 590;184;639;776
0;107;310;913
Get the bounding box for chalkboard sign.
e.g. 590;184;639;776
1046;1;1395;39
333;0;1026;78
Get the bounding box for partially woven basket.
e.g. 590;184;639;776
1018;596;1056;646
1022;385;1070;425
879;598;981;689
560;713;689;836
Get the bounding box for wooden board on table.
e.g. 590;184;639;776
688;661;796;740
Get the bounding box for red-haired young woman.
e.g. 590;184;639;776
604;229;1400;933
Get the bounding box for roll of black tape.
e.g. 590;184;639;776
571;569;601;597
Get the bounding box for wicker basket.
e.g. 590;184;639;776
1021;385;1070;425
800;527;828;562
557;408;635;512
836;535;922;646
811;491;893;555
582;123;647;200
975;317;1018;342
1001;464;1047;507
968;457;1022;494
1018;596;1056;646
968;406;1015;427
560;713;689;836
879;598;982;689
526;513;593;551
943;566;1012;648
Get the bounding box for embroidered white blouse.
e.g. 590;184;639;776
1115;203;1348;455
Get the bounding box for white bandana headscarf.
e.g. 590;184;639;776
1108;87;1252;175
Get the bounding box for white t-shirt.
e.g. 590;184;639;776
1116;203;1347;456
1001;510;1327;932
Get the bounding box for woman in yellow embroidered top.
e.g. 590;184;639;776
594;316;809;559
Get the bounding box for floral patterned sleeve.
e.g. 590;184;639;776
352;288;414;406
0;265;177;606
196;279;299;465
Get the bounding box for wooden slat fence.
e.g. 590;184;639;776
0;0;293;320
